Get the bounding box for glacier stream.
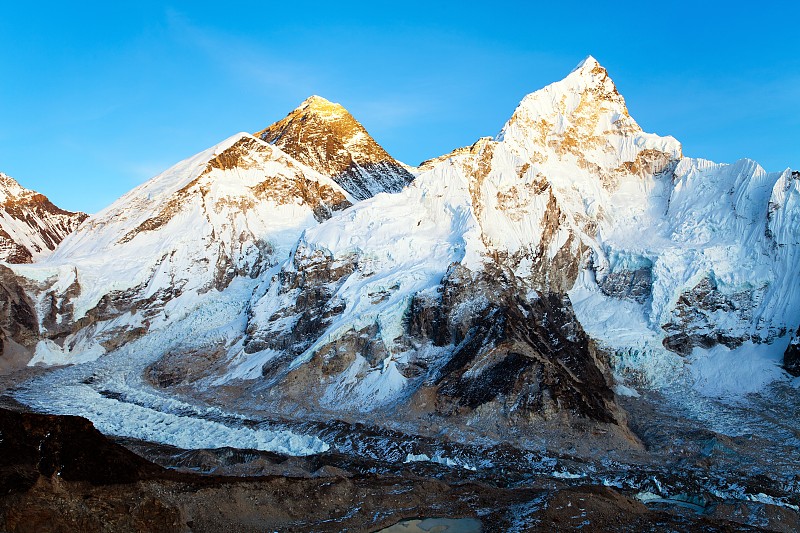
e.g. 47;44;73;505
12;278;329;456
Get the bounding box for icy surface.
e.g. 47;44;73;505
14;279;329;455
403;452;478;471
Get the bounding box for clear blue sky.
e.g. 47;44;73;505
1;1;798;213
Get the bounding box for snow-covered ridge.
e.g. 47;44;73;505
0;172;87;263
7;133;354;367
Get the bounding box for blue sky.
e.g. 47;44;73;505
1;1;798;213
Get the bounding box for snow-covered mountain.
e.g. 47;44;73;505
227;57;683;429
4;133;353;366
256;95;415;200
225;56;800;431
0;172;87;263
5;56;800;444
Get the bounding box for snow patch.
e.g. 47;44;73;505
404;453;478;471
687;339;790;397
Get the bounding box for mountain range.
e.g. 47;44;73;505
1;56;799;527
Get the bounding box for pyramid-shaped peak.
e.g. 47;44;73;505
295;95;349;119
571;55;603;74
302;94;337;106
255;95;414;201
503;54;626;132
257;96;367;153
559;55;615;91
303;94;330;104
493;54;680;164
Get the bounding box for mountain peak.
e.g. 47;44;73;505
495;55;680;182
563;55;614;91
497;54;632;145
297;95;348;119
0;171;87;263
303;94;331;105
0;172;30;203
255;97;414;200
571;55;602;74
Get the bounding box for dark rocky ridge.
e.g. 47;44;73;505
0;266;42;372
0;405;788;532
418;266;621;425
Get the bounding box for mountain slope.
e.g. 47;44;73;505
0;173;87;263
211;56;799;435
211;57;690;437
7;133;353;367
256;96;415;200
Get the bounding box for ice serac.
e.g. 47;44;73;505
0;172;87;263
255;95;415;200
6;133;352;368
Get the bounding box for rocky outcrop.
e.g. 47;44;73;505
0;266;40;371
0;173;87;263
0;408;164;487
784;327;800;376
598;267;652;303
661;276;756;355
420;266;620;424
244;245;356;358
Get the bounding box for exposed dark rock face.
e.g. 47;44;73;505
0;408;164;488
0;266;41;371
0;407;179;532
662;276;757;355
784;327;800;376
244;245;355;357
415;266;620;425
0;228;33;264
35;277;178;358
599;267;652;303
